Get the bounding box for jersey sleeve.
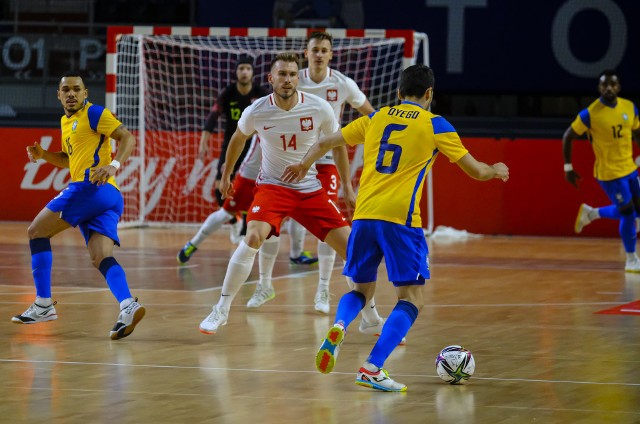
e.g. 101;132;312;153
342;115;370;146
431;116;468;163
571;108;590;135
343;77;367;109
93;106;122;137
237;102;256;136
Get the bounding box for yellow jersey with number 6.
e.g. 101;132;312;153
341;100;468;227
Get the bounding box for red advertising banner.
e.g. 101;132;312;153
0;127;624;238
0;128;68;221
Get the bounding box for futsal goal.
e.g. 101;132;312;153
106;26;431;232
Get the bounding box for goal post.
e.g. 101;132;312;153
106;26;431;231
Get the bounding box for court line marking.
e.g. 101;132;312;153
1;358;640;389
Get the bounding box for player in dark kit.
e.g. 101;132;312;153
199;55;270;208
178;56;269;263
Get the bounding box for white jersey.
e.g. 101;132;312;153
237;134;262;181
298;67;367;165
238;90;339;193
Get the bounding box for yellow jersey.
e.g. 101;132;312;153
60;101;122;188
342;101;469;227
571;97;640;181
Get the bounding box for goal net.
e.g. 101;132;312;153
107;27;429;228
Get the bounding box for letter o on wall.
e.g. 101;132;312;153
551;0;626;78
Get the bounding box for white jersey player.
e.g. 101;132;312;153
239;90;337;192
247;32;389;343
199;52;376;335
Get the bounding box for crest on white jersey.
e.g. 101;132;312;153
326;89;338;102
300;117;314;131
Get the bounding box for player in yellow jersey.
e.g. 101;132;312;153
11;72;146;340
563;70;640;272
283;64;509;391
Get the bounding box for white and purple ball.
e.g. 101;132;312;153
435;345;475;384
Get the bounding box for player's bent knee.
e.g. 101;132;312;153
619;203;635;216
243;232;264;249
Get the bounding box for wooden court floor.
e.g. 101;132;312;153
1;221;639;423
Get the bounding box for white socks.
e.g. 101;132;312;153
318;240;336;289
217;240;259;310
119;297;134;310
191;208;234;246
259;236;280;290
36;296;53;307
288;219;306;258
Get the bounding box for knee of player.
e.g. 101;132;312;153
90;254;105;269
243;231;265;249
27;223;47;239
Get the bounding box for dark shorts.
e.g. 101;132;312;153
47;182;123;245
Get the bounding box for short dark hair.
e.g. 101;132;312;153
307;31;333;47
399;65;434;98
599;69;618;80
61;70;84;80
270;52;300;70
236;55;254;70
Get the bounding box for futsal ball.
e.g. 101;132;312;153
435;345;475;384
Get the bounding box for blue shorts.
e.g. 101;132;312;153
47;182;123;245
598;170;640;209
344;219;429;286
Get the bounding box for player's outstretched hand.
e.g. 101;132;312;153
564;169;581;188
219;175;234;200
492;162;510;182
26;142;44;163
90;164;117;185
198;140;209;160
282;163;310;183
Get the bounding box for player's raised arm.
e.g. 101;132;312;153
281;129;346;183
26;142;69;168
455;152;509;182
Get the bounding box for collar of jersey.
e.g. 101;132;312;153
598;97;617;108
401;100;422;107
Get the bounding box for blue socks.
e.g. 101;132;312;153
30;238;52;298
598;205;620;219
620;213;636;253
367;300;419;368
334;290;366;328
99;257;132;303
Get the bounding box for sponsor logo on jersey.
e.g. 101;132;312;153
300;117;313;131
326;89;338;102
263;125;276;130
